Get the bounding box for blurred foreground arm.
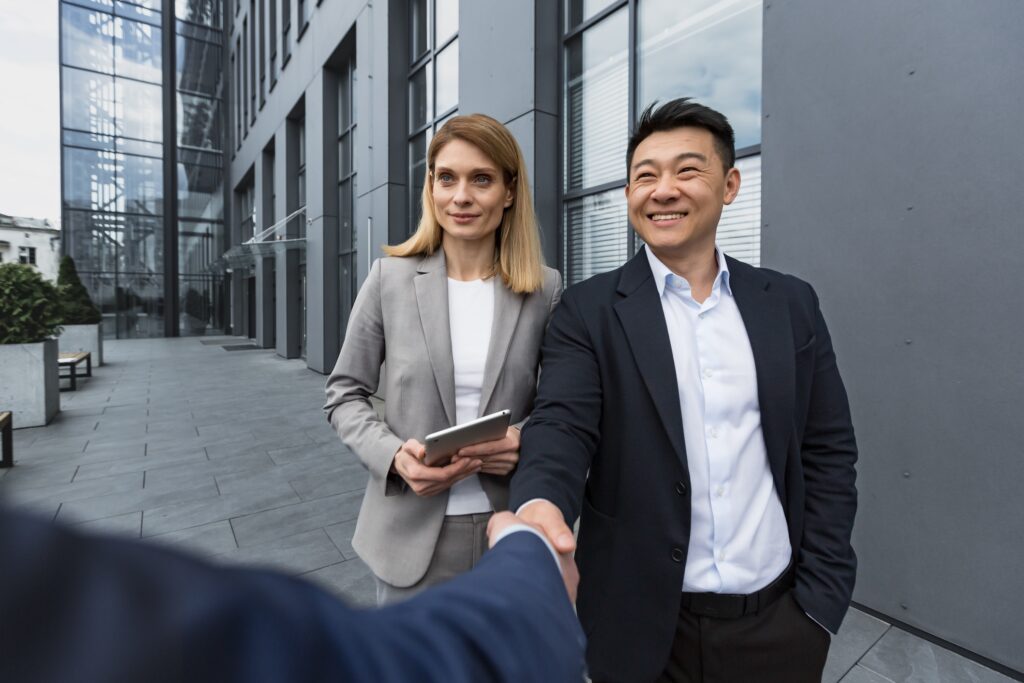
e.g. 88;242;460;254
0;510;585;683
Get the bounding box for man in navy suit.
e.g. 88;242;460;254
0;509;584;682
511;98;858;682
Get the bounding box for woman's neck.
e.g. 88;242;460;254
442;236;496;281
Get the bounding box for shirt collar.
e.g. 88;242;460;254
644;245;732;298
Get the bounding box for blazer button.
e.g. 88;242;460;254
671;548;684;563
676;481;688;496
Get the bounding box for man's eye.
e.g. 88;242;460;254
678;167;698;175
634;172;654;182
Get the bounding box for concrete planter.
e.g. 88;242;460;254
59;323;104;366
0;339;59;428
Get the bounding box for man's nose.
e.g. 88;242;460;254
651;174;679;201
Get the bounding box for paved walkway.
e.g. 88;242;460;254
0;337;1016;682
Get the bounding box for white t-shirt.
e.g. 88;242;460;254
444;277;495;516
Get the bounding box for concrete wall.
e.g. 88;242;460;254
0;340;59;428
761;0;1024;672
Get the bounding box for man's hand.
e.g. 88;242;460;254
518;499;576;554
452;427;520;475
392;439;481;496
487;511;579;602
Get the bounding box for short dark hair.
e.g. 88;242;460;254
626;98;736;175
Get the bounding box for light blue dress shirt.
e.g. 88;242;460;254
645;246;791;594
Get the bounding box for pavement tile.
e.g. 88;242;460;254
73;449;208;482
823;608;891;683
301;558;376;607
56;482;221;524
75;511;143;538
267;440;346;466
230;489;364;548
859;628;1017;683
288;464;368;501
216;528;343;575
2;472;143;508
140;483;301;537
145;520;238;558
323;519;358;560
0;461;80;489
840;665;897;683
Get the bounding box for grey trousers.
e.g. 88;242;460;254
375;512;492;605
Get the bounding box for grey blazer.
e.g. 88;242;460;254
324;250;562;587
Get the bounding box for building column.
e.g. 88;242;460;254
274;119;301;358
304;70;340;374
459;0;560;267
253;146;276;347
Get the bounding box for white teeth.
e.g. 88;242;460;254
651;213;684;220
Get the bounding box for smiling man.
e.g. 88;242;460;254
510;98;858;682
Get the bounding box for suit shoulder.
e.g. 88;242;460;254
561;265;622;303
375;255;419;277
729;258;815;300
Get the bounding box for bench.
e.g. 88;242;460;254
0;411;11;468
58;351;92;391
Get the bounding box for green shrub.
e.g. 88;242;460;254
57;256;102;325
0;263;64;344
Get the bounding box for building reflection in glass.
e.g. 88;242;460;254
60;0;227;338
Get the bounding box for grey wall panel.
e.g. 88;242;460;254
505;111;560;267
460;0;561;269
762;0;1024;672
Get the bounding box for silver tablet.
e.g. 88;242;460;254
423;410;512;466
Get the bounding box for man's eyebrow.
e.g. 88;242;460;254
631;152;708;173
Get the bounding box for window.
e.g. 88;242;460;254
258;0;265;107
297;0;309;37
281;0;291;66
561;0;763;285
268;0;277;87
408;0;458;234
248;0;256;123
242;18;248;133
18;247;37;265
297;117;306;238
337;57;357;345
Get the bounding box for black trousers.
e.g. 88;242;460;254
655;590;831;683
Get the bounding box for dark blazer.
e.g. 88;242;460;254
510;249;858;683
0;510;585;682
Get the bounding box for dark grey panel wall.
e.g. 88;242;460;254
762;0;1024;672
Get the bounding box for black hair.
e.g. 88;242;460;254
626;98;736;175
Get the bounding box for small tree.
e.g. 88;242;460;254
0;263;64;344
57;256;102;325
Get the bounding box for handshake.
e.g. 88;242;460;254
487;501;579;601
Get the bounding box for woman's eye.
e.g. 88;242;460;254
438;173;454;183
474;175;493;184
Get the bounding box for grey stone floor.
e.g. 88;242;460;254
1;337;1018;682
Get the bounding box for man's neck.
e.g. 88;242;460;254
650;245;719;304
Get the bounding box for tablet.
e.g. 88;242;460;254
423;410;512;466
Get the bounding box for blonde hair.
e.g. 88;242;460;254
383;114;545;294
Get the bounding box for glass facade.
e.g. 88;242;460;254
337;57;357;350
60;0;227;338
408;0;459;234
562;0;763;284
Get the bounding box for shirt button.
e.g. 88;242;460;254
715;486;724;497
703;368;713;379
671;548;684;563
718;551;726;562
708;426;718;439
675;481;688;496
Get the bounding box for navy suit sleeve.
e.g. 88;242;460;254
0;512;585;683
510;289;602;524
793;285;859;633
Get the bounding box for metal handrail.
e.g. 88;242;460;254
245;206;307;244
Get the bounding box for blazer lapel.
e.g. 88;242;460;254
613;251;689;472
727;256;794;505
478;278;524;416
414;250;456;427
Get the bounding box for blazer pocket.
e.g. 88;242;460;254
795;334;817;355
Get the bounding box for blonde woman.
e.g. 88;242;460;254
324;114;562;603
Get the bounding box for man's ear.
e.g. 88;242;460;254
723;167;741;205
